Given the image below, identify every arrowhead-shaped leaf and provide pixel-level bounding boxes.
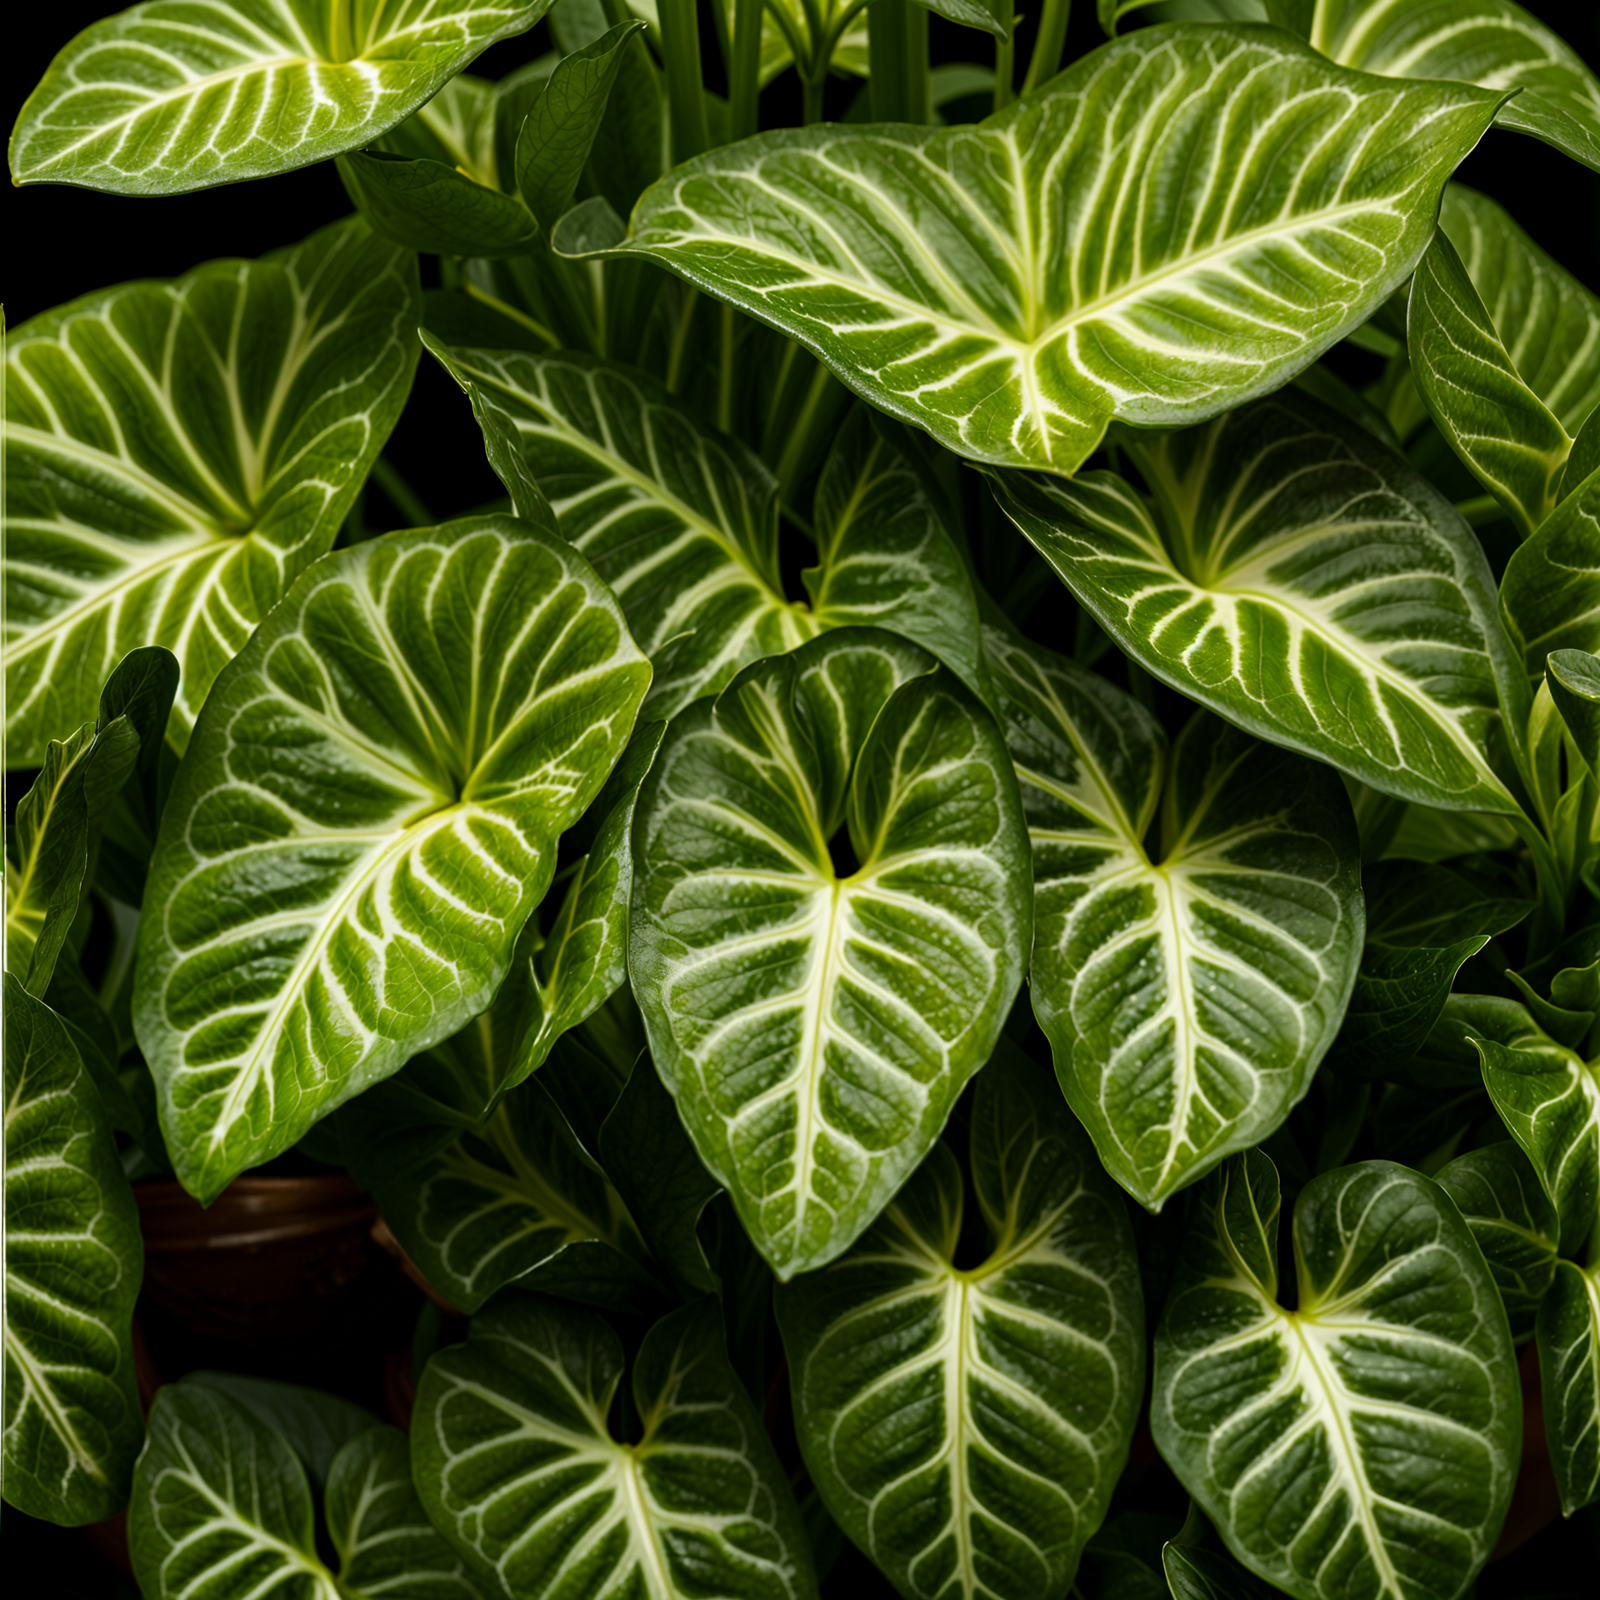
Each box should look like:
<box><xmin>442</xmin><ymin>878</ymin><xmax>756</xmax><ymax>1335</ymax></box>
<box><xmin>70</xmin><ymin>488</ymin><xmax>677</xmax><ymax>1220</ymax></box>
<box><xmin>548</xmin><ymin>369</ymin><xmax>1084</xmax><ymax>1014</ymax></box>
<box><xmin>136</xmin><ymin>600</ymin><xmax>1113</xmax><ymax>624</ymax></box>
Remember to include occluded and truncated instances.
<box><xmin>1537</xmin><ymin>1258</ymin><xmax>1600</xmax><ymax>1515</ymax></box>
<box><xmin>993</xmin><ymin>389</ymin><xmax>1526</xmax><ymax>814</ymax></box>
<box><xmin>987</xmin><ymin>625</ymin><xmax>1363</xmax><ymax>1209</ymax></box>
<box><xmin>1437</xmin><ymin>1141</ymin><xmax>1559</xmax><ymax>1342</ymax></box>
<box><xmin>133</xmin><ymin>515</ymin><xmax>652</xmax><ymax>1200</ymax></box>
<box><xmin>412</xmin><ymin>1293</ymin><xmax>818</xmax><ymax>1599</ymax></box>
<box><xmin>3</xmin><ymin>974</ymin><xmax>144</xmax><ymax>1525</ymax></box>
<box><xmin>630</xmin><ymin>628</ymin><xmax>1032</xmax><ymax>1277</ymax></box>
<box><xmin>1153</xmin><ymin>1153</ymin><xmax>1520</xmax><ymax>1600</ymax></box>
<box><xmin>428</xmin><ymin>341</ymin><xmax>985</xmax><ymax>717</ymax></box>
<box><xmin>1311</xmin><ymin>0</ymin><xmax>1600</xmax><ymax>175</ymax></box>
<box><xmin>4</xmin><ymin>218</ymin><xmax>420</xmax><ymax>764</ymax></box>
<box><xmin>581</xmin><ymin>24</ymin><xmax>1500</xmax><ymax>475</ymax></box>
<box><xmin>9</xmin><ymin>0</ymin><xmax>554</xmax><ymax>195</ymax></box>
<box><xmin>775</xmin><ymin>1049</ymin><xmax>1145</xmax><ymax>1600</ymax></box>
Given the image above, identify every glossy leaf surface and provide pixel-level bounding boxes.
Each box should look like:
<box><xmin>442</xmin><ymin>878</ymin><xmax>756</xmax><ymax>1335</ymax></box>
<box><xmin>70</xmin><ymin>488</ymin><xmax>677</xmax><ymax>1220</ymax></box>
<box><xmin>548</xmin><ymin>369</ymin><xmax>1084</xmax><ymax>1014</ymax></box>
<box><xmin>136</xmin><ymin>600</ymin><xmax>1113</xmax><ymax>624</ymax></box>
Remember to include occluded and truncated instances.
<box><xmin>591</xmin><ymin>25</ymin><xmax>1498</xmax><ymax>476</ymax></box>
<box><xmin>1500</xmin><ymin>466</ymin><xmax>1600</xmax><ymax>670</ymax></box>
<box><xmin>630</xmin><ymin>629</ymin><xmax>1031</xmax><ymax>1277</ymax></box>
<box><xmin>1537</xmin><ymin>1259</ymin><xmax>1600</xmax><ymax>1515</ymax></box>
<box><xmin>3</xmin><ymin>975</ymin><xmax>144</xmax><ymax>1525</ymax></box>
<box><xmin>1153</xmin><ymin>1154</ymin><xmax>1519</xmax><ymax>1600</ymax></box>
<box><xmin>428</xmin><ymin>342</ymin><xmax>984</xmax><ymax>718</ymax></box>
<box><xmin>133</xmin><ymin>517</ymin><xmax>651</xmax><ymax>1200</ymax></box>
<box><xmin>4</xmin><ymin>219</ymin><xmax>420</xmax><ymax>763</ymax></box>
<box><xmin>413</xmin><ymin>1294</ymin><xmax>818</xmax><ymax>1599</ymax></box>
<box><xmin>986</xmin><ymin>628</ymin><xmax>1363</xmax><ymax>1210</ymax></box>
<box><xmin>994</xmin><ymin>389</ymin><xmax>1524</xmax><ymax>813</ymax></box>
<box><xmin>776</xmin><ymin>1051</ymin><xmax>1144</xmax><ymax>1600</ymax></box>
<box><xmin>10</xmin><ymin>0</ymin><xmax>554</xmax><ymax>195</ymax></box>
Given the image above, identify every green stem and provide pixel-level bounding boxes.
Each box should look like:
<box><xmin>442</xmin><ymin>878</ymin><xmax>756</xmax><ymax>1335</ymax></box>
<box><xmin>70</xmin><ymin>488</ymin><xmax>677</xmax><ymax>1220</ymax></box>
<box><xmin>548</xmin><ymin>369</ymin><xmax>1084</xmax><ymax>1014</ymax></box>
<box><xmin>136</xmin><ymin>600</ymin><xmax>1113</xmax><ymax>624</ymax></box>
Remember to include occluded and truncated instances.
<box><xmin>802</xmin><ymin>71</ymin><xmax>826</xmax><ymax>124</ymax></box>
<box><xmin>1453</xmin><ymin>494</ymin><xmax>1505</xmax><ymax>527</ymax></box>
<box><xmin>1512</xmin><ymin>811</ymin><xmax>1569</xmax><ymax>962</ymax></box>
<box><xmin>906</xmin><ymin>4</ymin><xmax>930</xmax><ymax>124</ymax></box>
<box><xmin>869</xmin><ymin>0</ymin><xmax>913</xmax><ymax>121</ymax></box>
<box><xmin>730</xmin><ymin>0</ymin><xmax>765</xmax><ymax>140</ymax></box>
<box><xmin>719</xmin><ymin>303</ymin><xmax>737</xmax><ymax>434</ymax></box>
<box><xmin>993</xmin><ymin>1</ymin><xmax>1014</xmax><ymax>113</ymax></box>
<box><xmin>371</xmin><ymin>456</ymin><xmax>434</xmax><ymax>529</ymax></box>
<box><xmin>665</xmin><ymin>288</ymin><xmax>701</xmax><ymax>393</ymax></box>
<box><xmin>1021</xmin><ymin>0</ymin><xmax>1071</xmax><ymax>95</ymax></box>
<box><xmin>658</xmin><ymin>0</ymin><xmax>711</xmax><ymax>162</ymax></box>
<box><xmin>463</xmin><ymin>283</ymin><xmax>560</xmax><ymax>349</ymax></box>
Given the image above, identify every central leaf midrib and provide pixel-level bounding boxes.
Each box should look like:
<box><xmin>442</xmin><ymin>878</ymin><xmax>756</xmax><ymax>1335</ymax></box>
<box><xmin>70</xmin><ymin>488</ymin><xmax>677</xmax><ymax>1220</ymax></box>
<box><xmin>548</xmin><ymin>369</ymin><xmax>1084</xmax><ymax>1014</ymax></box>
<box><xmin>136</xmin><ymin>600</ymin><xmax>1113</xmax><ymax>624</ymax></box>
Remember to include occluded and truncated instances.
<box><xmin>4</xmin><ymin>1324</ymin><xmax>111</xmax><ymax>1487</ymax></box>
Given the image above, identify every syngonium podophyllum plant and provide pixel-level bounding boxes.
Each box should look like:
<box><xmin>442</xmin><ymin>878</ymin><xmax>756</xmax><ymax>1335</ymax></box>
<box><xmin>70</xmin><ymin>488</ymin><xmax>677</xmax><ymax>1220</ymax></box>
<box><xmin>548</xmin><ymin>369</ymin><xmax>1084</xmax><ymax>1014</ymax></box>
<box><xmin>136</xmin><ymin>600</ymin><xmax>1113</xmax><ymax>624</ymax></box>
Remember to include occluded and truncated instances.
<box><xmin>4</xmin><ymin>0</ymin><xmax>1600</xmax><ymax>1596</ymax></box>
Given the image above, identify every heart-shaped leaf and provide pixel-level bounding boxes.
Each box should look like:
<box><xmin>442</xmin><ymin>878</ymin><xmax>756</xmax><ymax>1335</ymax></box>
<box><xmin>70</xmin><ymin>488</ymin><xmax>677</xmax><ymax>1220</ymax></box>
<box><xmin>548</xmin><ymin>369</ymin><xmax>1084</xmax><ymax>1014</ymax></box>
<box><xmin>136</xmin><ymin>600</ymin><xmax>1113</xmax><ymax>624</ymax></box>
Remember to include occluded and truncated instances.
<box><xmin>429</xmin><ymin>341</ymin><xmax>986</xmax><ymax>716</ymax></box>
<box><xmin>373</xmin><ymin>1073</ymin><xmax>658</xmax><ymax>1313</ymax></box>
<box><xmin>1153</xmin><ymin>1152</ymin><xmax>1520</xmax><ymax>1600</ymax></box>
<box><xmin>3</xmin><ymin>974</ymin><xmax>144</xmax><ymax>1525</ymax></box>
<box><xmin>1537</xmin><ymin>1258</ymin><xmax>1600</xmax><ymax>1515</ymax></box>
<box><xmin>1437</xmin><ymin>1141</ymin><xmax>1559</xmax><ymax>1342</ymax></box>
<box><xmin>993</xmin><ymin>389</ymin><xmax>1526</xmax><ymax>814</ymax></box>
<box><xmin>9</xmin><ymin>0</ymin><xmax>554</xmax><ymax>195</ymax></box>
<box><xmin>988</xmin><ymin>625</ymin><xmax>1364</xmax><ymax>1209</ymax></box>
<box><xmin>133</xmin><ymin>516</ymin><xmax>652</xmax><ymax>1201</ymax></box>
<box><xmin>630</xmin><ymin>628</ymin><xmax>1032</xmax><ymax>1277</ymax></box>
<box><xmin>412</xmin><ymin>1293</ymin><xmax>818</xmax><ymax>1599</ymax></box>
<box><xmin>1473</xmin><ymin>1010</ymin><xmax>1600</xmax><ymax>1254</ymax></box>
<box><xmin>580</xmin><ymin>24</ymin><xmax>1500</xmax><ymax>475</ymax></box>
<box><xmin>775</xmin><ymin>1048</ymin><xmax>1145</xmax><ymax>1600</ymax></box>
<box><xmin>1310</xmin><ymin>0</ymin><xmax>1600</xmax><ymax>175</ymax></box>
<box><xmin>4</xmin><ymin>218</ymin><xmax>420</xmax><ymax>764</ymax></box>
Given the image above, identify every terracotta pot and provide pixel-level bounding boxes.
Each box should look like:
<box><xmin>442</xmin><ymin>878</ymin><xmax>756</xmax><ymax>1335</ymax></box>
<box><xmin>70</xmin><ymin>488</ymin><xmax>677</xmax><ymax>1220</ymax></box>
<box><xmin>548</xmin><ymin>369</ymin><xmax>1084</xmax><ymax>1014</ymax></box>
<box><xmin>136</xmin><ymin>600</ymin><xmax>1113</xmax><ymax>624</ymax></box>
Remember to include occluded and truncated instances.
<box><xmin>135</xmin><ymin>1175</ymin><xmax>378</xmax><ymax>1345</ymax></box>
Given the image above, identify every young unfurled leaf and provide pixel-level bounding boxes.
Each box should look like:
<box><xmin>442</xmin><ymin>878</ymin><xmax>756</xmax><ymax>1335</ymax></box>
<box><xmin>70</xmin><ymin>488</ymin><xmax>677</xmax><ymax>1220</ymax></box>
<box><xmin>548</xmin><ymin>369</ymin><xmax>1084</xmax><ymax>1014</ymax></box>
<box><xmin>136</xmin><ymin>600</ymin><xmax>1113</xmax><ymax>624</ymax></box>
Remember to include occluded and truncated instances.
<box><xmin>3</xmin><ymin>975</ymin><xmax>144</xmax><ymax>1525</ymax></box>
<box><xmin>630</xmin><ymin>629</ymin><xmax>1032</xmax><ymax>1277</ymax></box>
<box><xmin>985</xmin><ymin>627</ymin><xmax>1363</xmax><ymax>1210</ymax></box>
<box><xmin>373</xmin><ymin>1073</ymin><xmax>658</xmax><ymax>1313</ymax></box>
<box><xmin>1473</xmin><ymin>1007</ymin><xmax>1600</xmax><ymax>1255</ymax></box>
<box><xmin>1537</xmin><ymin>1257</ymin><xmax>1600</xmax><ymax>1515</ymax></box>
<box><xmin>1437</xmin><ymin>1141</ymin><xmax>1560</xmax><ymax>1342</ymax></box>
<box><xmin>993</xmin><ymin>389</ymin><xmax>1526</xmax><ymax>814</ymax></box>
<box><xmin>776</xmin><ymin>1050</ymin><xmax>1145</xmax><ymax>1600</ymax></box>
<box><xmin>133</xmin><ymin>516</ymin><xmax>652</xmax><ymax>1201</ymax></box>
<box><xmin>579</xmin><ymin>25</ymin><xmax>1500</xmax><ymax>475</ymax></box>
<box><xmin>1153</xmin><ymin>1153</ymin><xmax>1520</xmax><ymax>1600</ymax></box>
<box><xmin>4</xmin><ymin>219</ymin><xmax>420</xmax><ymax>763</ymax></box>
<box><xmin>9</xmin><ymin>0</ymin><xmax>555</xmax><ymax>195</ymax></box>
<box><xmin>429</xmin><ymin>341</ymin><xmax>985</xmax><ymax>717</ymax></box>
<box><xmin>412</xmin><ymin>1294</ymin><xmax>818</xmax><ymax>1599</ymax></box>
<box><xmin>1309</xmin><ymin>0</ymin><xmax>1600</xmax><ymax>175</ymax></box>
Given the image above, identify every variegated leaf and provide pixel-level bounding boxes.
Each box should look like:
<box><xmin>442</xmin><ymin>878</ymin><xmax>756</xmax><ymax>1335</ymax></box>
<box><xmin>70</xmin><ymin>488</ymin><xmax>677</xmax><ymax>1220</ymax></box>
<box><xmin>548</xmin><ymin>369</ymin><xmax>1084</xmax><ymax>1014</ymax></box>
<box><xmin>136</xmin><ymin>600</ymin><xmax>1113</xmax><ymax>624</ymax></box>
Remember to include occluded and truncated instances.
<box><xmin>993</xmin><ymin>389</ymin><xmax>1526</xmax><ymax>814</ymax></box>
<box><xmin>9</xmin><ymin>0</ymin><xmax>554</xmax><ymax>194</ymax></box>
<box><xmin>630</xmin><ymin>628</ymin><xmax>1032</xmax><ymax>1278</ymax></box>
<box><xmin>580</xmin><ymin>24</ymin><xmax>1500</xmax><ymax>475</ymax></box>
<box><xmin>132</xmin><ymin>516</ymin><xmax>651</xmax><ymax>1200</ymax></box>
<box><xmin>776</xmin><ymin>1048</ymin><xmax>1144</xmax><ymax>1600</ymax></box>
<box><xmin>987</xmin><ymin>627</ymin><xmax>1364</xmax><ymax>1210</ymax></box>
<box><xmin>4</xmin><ymin>218</ymin><xmax>419</xmax><ymax>764</ymax></box>
<box><xmin>1538</xmin><ymin>1257</ymin><xmax>1600</xmax><ymax>1515</ymax></box>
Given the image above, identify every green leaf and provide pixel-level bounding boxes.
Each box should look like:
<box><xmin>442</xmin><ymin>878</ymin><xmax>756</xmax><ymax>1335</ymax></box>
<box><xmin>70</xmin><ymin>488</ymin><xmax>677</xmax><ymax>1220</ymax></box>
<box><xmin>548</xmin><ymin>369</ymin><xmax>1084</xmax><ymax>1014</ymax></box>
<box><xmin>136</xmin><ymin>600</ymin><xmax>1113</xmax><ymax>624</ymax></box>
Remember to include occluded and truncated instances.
<box><xmin>986</xmin><ymin>626</ymin><xmax>1363</xmax><ymax>1209</ymax></box>
<box><xmin>1407</xmin><ymin>230</ymin><xmax>1570</xmax><ymax>540</ymax></box>
<box><xmin>4</xmin><ymin>218</ymin><xmax>421</xmax><ymax>764</ymax></box>
<box><xmin>181</xmin><ymin>1373</ymin><xmax>378</xmax><ymax>1490</ymax></box>
<box><xmin>373</xmin><ymin>1073</ymin><xmax>657</xmax><ymax>1313</ymax></box>
<box><xmin>1311</xmin><ymin>0</ymin><xmax>1600</xmax><ymax>175</ymax></box>
<box><xmin>1327</xmin><ymin>937</ymin><xmax>1490</xmax><ymax>1078</ymax></box>
<box><xmin>630</xmin><ymin>629</ymin><xmax>1032</xmax><ymax>1276</ymax></box>
<box><xmin>1473</xmin><ymin>1012</ymin><xmax>1600</xmax><ymax>1254</ymax></box>
<box><xmin>1499</xmin><ymin>463</ymin><xmax>1600</xmax><ymax>671</ymax></box>
<box><xmin>775</xmin><ymin>1048</ymin><xmax>1144</xmax><ymax>1600</ymax></box>
<box><xmin>1537</xmin><ymin>1258</ymin><xmax>1600</xmax><ymax>1515</ymax></box>
<box><xmin>2</xmin><ymin>974</ymin><xmax>144</xmax><ymax>1525</ymax></box>
<box><xmin>993</xmin><ymin>388</ymin><xmax>1525</xmax><ymax>815</ymax></box>
<box><xmin>1360</xmin><ymin>858</ymin><xmax>1533</xmax><ymax>945</ymax></box>
<box><xmin>1153</xmin><ymin>1153</ymin><xmax>1520</xmax><ymax>1600</ymax></box>
<box><xmin>132</xmin><ymin>515</ymin><xmax>652</xmax><ymax>1201</ymax></box>
<box><xmin>515</xmin><ymin>21</ymin><xmax>640</xmax><ymax>234</ymax></box>
<box><xmin>338</xmin><ymin>150</ymin><xmax>541</xmax><ymax>257</ymax></box>
<box><xmin>9</xmin><ymin>0</ymin><xmax>556</xmax><ymax>195</ymax></box>
<box><xmin>1548</xmin><ymin>650</ymin><xmax>1600</xmax><ymax>781</ymax></box>
<box><xmin>579</xmin><ymin>24</ymin><xmax>1500</xmax><ymax>476</ymax></box>
<box><xmin>412</xmin><ymin>1293</ymin><xmax>818</xmax><ymax>1599</ymax></box>
<box><xmin>1164</xmin><ymin>1540</ymin><xmax>1282</xmax><ymax>1600</ymax></box>
<box><xmin>327</xmin><ymin>1426</ymin><xmax>486</xmax><ymax>1598</ymax></box>
<box><xmin>429</xmin><ymin>341</ymin><xmax>986</xmax><ymax>718</ymax></box>
<box><xmin>1437</xmin><ymin>1141</ymin><xmax>1560</xmax><ymax>1343</ymax></box>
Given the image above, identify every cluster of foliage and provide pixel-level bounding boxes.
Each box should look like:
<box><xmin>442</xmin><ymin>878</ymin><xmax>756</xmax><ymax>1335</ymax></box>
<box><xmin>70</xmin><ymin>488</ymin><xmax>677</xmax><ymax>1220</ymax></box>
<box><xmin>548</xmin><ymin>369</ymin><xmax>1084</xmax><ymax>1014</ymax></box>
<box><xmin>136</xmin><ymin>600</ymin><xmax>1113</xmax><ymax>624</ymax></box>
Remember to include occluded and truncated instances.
<box><xmin>5</xmin><ymin>1</ymin><xmax>1600</xmax><ymax>1597</ymax></box>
